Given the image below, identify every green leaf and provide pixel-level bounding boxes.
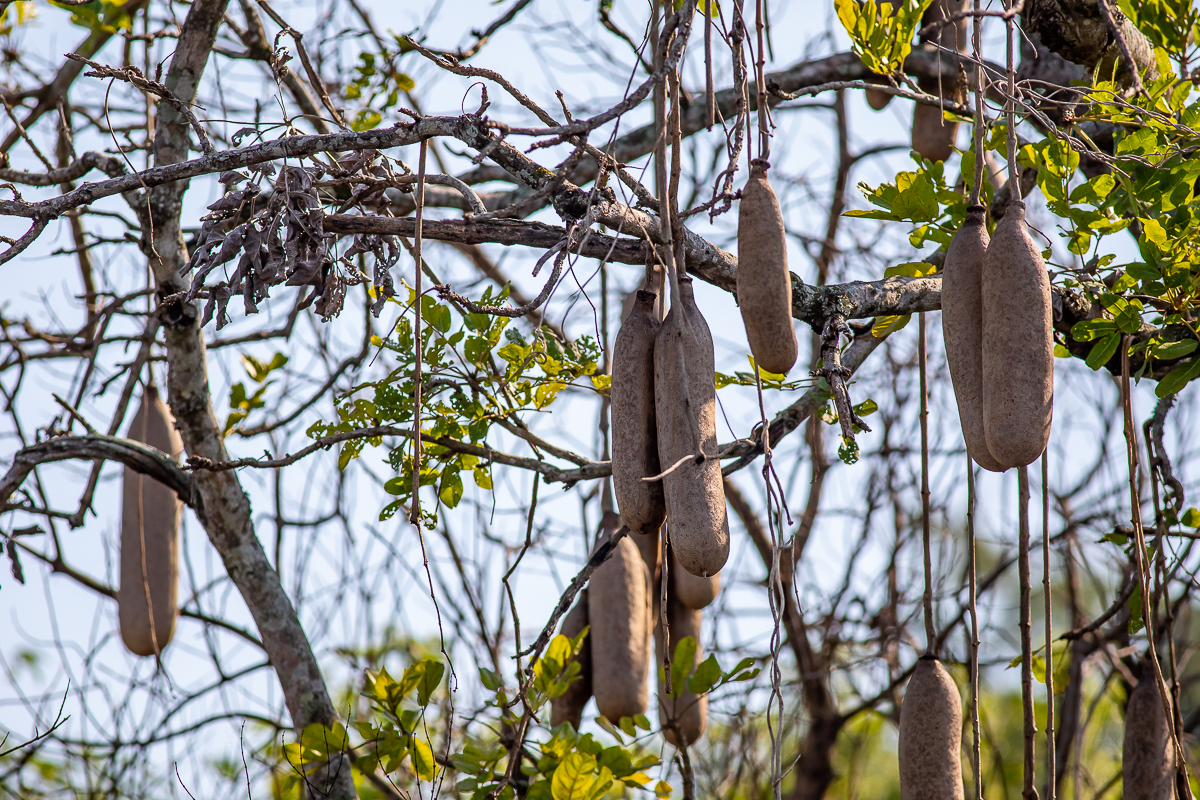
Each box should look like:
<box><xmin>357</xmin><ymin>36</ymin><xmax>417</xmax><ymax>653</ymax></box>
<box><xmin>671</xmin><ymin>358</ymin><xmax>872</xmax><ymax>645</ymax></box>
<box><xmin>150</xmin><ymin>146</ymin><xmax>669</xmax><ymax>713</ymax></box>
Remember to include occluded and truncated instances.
<box><xmin>535</xmin><ymin>382</ymin><xmax>566</xmax><ymax>409</ymax></box>
<box><xmin>299</xmin><ymin>722</ymin><xmax>349</xmax><ymax>761</ymax></box>
<box><xmin>439</xmin><ymin>469</ymin><xmax>464</xmax><ymax>508</ymax></box>
<box><xmin>687</xmin><ymin>654</ymin><xmax>722</xmax><ymax>694</ymax></box>
<box><xmin>1181</xmin><ymin>508</ymin><xmax>1200</xmax><ymax>528</ymax></box>
<box><xmin>1085</xmin><ymin>332</ymin><xmax>1120</xmax><ymax>370</ymax></box>
<box><xmin>1152</xmin><ymin>339</ymin><xmax>1197</xmax><ymax>361</ymax></box>
<box><xmin>1099</xmin><ymin>531</ymin><xmax>1129</xmax><ymax>546</ymax></box>
<box><xmin>542</xmin><ymin>635</ymin><xmax>573</xmax><ymax>679</ymax></box>
<box><xmin>747</xmin><ymin>354</ymin><xmax>787</xmax><ymax>381</ymax></box>
<box><xmin>594</xmin><ymin>715</ymin><xmax>624</xmax><ymax>743</ymax></box>
<box><xmin>1054</xmin><ymin>344</ymin><xmax>1073</xmax><ymax>358</ymax></box>
<box><xmin>1156</xmin><ymin>357</ymin><xmax>1200</xmax><ymax>397</ymax></box>
<box><xmin>1099</xmin><ymin>294</ymin><xmax>1143</xmax><ymax>334</ymax></box>
<box><xmin>1117</xmin><ymin>127</ymin><xmax>1159</xmax><ymax>157</ymax></box>
<box><xmin>352</xmin><ymin>109</ymin><xmax>383</xmax><ymax>131</ymax></box>
<box><xmin>884</xmin><ymin>261</ymin><xmax>937</xmax><ymax>278</ymax></box>
<box><xmin>1031</xmin><ymin>654</ymin><xmax>1047</xmax><ymax>683</ymax></box>
<box><xmin>418</xmin><ymin>659</ymin><xmax>445</xmax><ymax>705</ymax></box>
<box><xmin>398</xmin><ymin>661</ymin><xmax>426</xmax><ymax>699</ymax></box>
<box><xmin>410</xmin><ymin>736</ymin><xmax>438</xmax><ymax>780</ymax></box>
<box><xmin>670</xmin><ymin>637</ymin><xmax>697</xmax><ymax>698</ymax></box>
<box><xmin>838</xmin><ymin>437</ymin><xmax>860</xmax><ymax>465</ymax></box>
<box><xmin>1129</xmin><ymin>586</ymin><xmax>1145</xmax><ymax>634</ymax></box>
<box><xmin>551</xmin><ymin>752</ymin><xmax>597</xmax><ymax>800</ymax></box>
<box><xmin>852</xmin><ymin>398</ymin><xmax>878</xmax><ymax>417</ymax></box>
<box><xmin>421</xmin><ymin>295</ymin><xmax>452</xmax><ymax>333</ymax></box>
<box><xmin>473</xmin><ymin>467</ymin><xmax>493</xmax><ymax>490</ymax></box>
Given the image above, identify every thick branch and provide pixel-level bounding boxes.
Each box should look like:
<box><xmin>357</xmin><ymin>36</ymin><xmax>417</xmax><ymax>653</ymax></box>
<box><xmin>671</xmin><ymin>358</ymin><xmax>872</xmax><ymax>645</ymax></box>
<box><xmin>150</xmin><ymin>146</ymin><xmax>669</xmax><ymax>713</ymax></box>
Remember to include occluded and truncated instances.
<box><xmin>0</xmin><ymin>435</ymin><xmax>200</xmax><ymax>518</ymax></box>
<box><xmin>1023</xmin><ymin>0</ymin><xmax>1159</xmax><ymax>86</ymax></box>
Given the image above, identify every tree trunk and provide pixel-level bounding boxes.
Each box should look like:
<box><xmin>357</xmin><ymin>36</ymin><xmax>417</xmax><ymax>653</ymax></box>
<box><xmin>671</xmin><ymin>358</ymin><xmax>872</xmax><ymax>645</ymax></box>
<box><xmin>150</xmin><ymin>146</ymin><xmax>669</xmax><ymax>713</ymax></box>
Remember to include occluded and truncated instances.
<box><xmin>144</xmin><ymin>1</ymin><xmax>356</xmax><ymax>797</ymax></box>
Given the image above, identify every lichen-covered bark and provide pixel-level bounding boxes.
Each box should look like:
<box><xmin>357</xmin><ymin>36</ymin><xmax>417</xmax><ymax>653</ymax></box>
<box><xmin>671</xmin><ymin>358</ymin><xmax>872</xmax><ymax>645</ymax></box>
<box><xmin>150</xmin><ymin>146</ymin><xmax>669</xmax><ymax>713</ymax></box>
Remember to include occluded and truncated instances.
<box><xmin>1023</xmin><ymin>0</ymin><xmax>1159</xmax><ymax>85</ymax></box>
<box><xmin>142</xmin><ymin>1</ymin><xmax>356</xmax><ymax>797</ymax></box>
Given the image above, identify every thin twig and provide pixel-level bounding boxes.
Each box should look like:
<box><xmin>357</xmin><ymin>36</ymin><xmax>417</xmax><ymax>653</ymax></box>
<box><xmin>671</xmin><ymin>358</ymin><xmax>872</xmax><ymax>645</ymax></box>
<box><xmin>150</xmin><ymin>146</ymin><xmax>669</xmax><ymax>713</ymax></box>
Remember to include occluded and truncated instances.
<box><xmin>1095</xmin><ymin>0</ymin><xmax>1147</xmax><ymax>96</ymax></box>
<box><xmin>919</xmin><ymin>312</ymin><xmax>935</xmax><ymax>655</ymax></box>
<box><xmin>1018</xmin><ymin>465</ymin><xmax>1039</xmax><ymax>800</ymax></box>
<box><xmin>1042</xmin><ymin>453</ymin><xmax>1055</xmax><ymax>800</ymax></box>
<box><xmin>968</xmin><ymin>460</ymin><xmax>982</xmax><ymax>800</ymax></box>
<box><xmin>409</xmin><ymin>139</ymin><xmax>427</xmax><ymax>525</ymax></box>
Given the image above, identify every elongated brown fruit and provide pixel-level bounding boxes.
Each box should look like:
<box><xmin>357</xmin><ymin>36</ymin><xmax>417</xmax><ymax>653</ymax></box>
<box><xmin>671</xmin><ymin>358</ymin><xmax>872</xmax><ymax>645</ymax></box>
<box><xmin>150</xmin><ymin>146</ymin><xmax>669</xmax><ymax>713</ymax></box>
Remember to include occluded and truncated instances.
<box><xmin>912</xmin><ymin>0</ymin><xmax>967</xmax><ymax>162</ymax></box>
<box><xmin>866</xmin><ymin>86</ymin><xmax>893</xmax><ymax>110</ymax></box>
<box><xmin>671</xmin><ymin>545</ymin><xmax>718</xmax><ymax>610</ymax></box>
<box><xmin>1123</xmin><ymin>663</ymin><xmax>1174</xmax><ymax>800</ymax></box>
<box><xmin>119</xmin><ymin>384</ymin><xmax>183</xmax><ymax>657</ymax></box>
<box><xmin>632</xmin><ymin>524</ymin><xmax>662</xmax><ymax>589</ymax></box>
<box><xmin>588</xmin><ymin>524</ymin><xmax>652</xmax><ymax>721</ymax></box>
<box><xmin>898</xmin><ymin>656</ymin><xmax>965</xmax><ymax>800</ymax></box>
<box><xmin>656</xmin><ymin>587</ymin><xmax>707</xmax><ymax>747</ymax></box>
<box><xmin>912</xmin><ymin>102</ymin><xmax>959</xmax><ymax>163</ymax></box>
<box><xmin>550</xmin><ymin>591</ymin><xmax>593</xmax><ymax>730</ymax></box>
<box><xmin>654</xmin><ymin>276</ymin><xmax>730</xmax><ymax>578</ymax></box>
<box><xmin>737</xmin><ymin>159</ymin><xmax>798</xmax><ymax>375</ymax></box>
<box><xmin>942</xmin><ymin>207</ymin><xmax>1006</xmax><ymax>473</ymax></box>
<box><xmin>981</xmin><ymin>202</ymin><xmax>1054</xmax><ymax>468</ymax></box>
<box><xmin>613</xmin><ymin>290</ymin><xmax>666</xmax><ymax>535</ymax></box>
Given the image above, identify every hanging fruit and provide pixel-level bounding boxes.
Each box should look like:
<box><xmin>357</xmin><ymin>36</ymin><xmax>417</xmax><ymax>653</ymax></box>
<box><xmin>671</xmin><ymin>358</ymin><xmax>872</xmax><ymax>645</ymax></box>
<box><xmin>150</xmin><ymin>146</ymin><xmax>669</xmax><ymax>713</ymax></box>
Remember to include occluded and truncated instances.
<box><xmin>119</xmin><ymin>384</ymin><xmax>184</xmax><ymax>657</ymax></box>
<box><xmin>613</xmin><ymin>289</ymin><xmax>667</xmax><ymax>536</ymax></box>
<box><xmin>942</xmin><ymin>206</ymin><xmax>1006</xmax><ymax>472</ymax></box>
<box><xmin>737</xmin><ymin>158</ymin><xmax>798</xmax><ymax>376</ymax></box>
<box><xmin>588</xmin><ymin>514</ymin><xmax>653</xmax><ymax>721</ymax></box>
<box><xmin>898</xmin><ymin>656</ymin><xmax>965</xmax><ymax>800</ymax></box>
<box><xmin>980</xmin><ymin>202</ymin><xmax>1054</xmax><ymax>468</ymax></box>
<box><xmin>654</xmin><ymin>276</ymin><xmax>730</xmax><ymax>578</ymax></box>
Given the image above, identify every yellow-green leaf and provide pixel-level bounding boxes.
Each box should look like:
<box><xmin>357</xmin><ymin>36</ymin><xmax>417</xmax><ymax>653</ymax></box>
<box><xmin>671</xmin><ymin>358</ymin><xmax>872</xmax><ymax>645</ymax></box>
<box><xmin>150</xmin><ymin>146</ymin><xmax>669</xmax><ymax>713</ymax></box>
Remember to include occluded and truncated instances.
<box><xmin>551</xmin><ymin>752</ymin><xmax>596</xmax><ymax>800</ymax></box>
<box><xmin>410</xmin><ymin>737</ymin><xmax>438</xmax><ymax>781</ymax></box>
<box><xmin>872</xmin><ymin>314</ymin><xmax>911</xmax><ymax>338</ymax></box>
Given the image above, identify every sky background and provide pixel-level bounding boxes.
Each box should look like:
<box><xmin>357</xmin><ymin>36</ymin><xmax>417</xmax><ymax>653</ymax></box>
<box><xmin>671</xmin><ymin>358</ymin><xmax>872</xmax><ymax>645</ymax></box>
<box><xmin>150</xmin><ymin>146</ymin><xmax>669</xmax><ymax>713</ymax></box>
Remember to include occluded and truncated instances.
<box><xmin>1</xmin><ymin>0</ymin><xmax>1192</xmax><ymax>793</ymax></box>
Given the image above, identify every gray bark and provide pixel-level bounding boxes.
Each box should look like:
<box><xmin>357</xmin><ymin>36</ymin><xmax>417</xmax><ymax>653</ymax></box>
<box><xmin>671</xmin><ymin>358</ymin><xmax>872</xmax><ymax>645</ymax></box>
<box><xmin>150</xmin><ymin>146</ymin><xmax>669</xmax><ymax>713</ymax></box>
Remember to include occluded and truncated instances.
<box><xmin>142</xmin><ymin>0</ymin><xmax>357</xmax><ymax>797</ymax></box>
<box><xmin>1024</xmin><ymin>0</ymin><xmax>1159</xmax><ymax>85</ymax></box>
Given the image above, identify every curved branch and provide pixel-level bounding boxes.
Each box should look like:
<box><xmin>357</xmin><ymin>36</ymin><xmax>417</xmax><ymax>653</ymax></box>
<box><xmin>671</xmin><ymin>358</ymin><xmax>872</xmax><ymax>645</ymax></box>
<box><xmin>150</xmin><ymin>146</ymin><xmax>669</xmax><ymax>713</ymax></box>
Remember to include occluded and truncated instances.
<box><xmin>185</xmin><ymin>424</ymin><xmax>611</xmax><ymax>488</ymax></box>
<box><xmin>0</xmin><ymin>217</ymin><xmax>48</xmax><ymax>266</ymax></box>
<box><xmin>0</xmin><ymin>434</ymin><xmax>201</xmax><ymax>518</ymax></box>
<box><xmin>0</xmin><ymin>151</ymin><xmax>127</xmax><ymax>186</ymax></box>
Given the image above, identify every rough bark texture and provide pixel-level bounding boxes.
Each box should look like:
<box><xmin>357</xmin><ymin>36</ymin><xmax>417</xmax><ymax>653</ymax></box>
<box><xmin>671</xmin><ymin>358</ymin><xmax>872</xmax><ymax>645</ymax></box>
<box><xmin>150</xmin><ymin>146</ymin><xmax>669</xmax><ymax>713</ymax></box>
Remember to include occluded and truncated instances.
<box><xmin>898</xmin><ymin>657</ymin><xmax>966</xmax><ymax>800</ymax></box>
<box><xmin>612</xmin><ymin>290</ymin><xmax>666</xmax><ymax>536</ymax></box>
<box><xmin>118</xmin><ymin>385</ymin><xmax>184</xmax><ymax>657</ymax></box>
<box><xmin>144</xmin><ymin>0</ymin><xmax>355</xmax><ymax>796</ymax></box>
<box><xmin>941</xmin><ymin>208</ymin><xmax>1005</xmax><ymax>473</ymax></box>
<box><xmin>1024</xmin><ymin>0</ymin><xmax>1160</xmax><ymax>86</ymax></box>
